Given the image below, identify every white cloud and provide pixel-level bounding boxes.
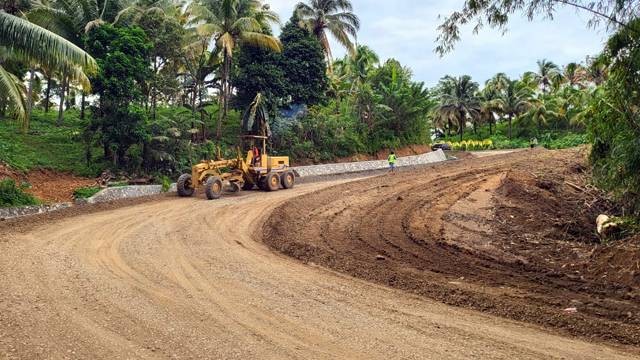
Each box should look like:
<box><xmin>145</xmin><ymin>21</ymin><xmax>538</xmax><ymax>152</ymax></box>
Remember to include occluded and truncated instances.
<box><xmin>267</xmin><ymin>0</ymin><xmax>608</xmax><ymax>86</ymax></box>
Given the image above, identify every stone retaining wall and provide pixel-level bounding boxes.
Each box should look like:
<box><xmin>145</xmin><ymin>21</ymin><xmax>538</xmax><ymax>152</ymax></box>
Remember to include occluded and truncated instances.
<box><xmin>292</xmin><ymin>149</ymin><xmax>447</xmax><ymax>177</ymax></box>
<box><xmin>82</xmin><ymin>184</ymin><xmax>177</xmax><ymax>204</ymax></box>
<box><xmin>0</xmin><ymin>202</ymin><xmax>72</xmax><ymax>220</ymax></box>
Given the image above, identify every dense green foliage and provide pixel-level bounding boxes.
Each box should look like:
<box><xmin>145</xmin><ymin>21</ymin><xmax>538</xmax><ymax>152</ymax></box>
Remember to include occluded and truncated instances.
<box><xmin>86</xmin><ymin>24</ymin><xmax>151</xmax><ymax>167</ymax></box>
<box><xmin>271</xmin><ymin>54</ymin><xmax>433</xmax><ymax>162</ymax></box>
<box><xmin>0</xmin><ymin>178</ymin><xmax>39</xmax><ymax>208</ymax></box>
<box><xmin>231</xmin><ymin>14</ymin><xmax>328</xmax><ymax>109</ymax></box>
<box><xmin>278</xmin><ymin>14</ymin><xmax>328</xmax><ymax>105</ymax></box>
<box><xmin>588</xmin><ymin>19</ymin><xmax>640</xmax><ymax>214</ymax></box>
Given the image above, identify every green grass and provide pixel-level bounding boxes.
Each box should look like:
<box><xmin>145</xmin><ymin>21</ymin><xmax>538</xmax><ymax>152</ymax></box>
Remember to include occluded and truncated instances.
<box><xmin>73</xmin><ymin>186</ymin><xmax>102</xmax><ymax>199</ymax></box>
<box><xmin>0</xmin><ymin>178</ymin><xmax>40</xmax><ymax>208</ymax></box>
<box><xmin>0</xmin><ymin>109</ymin><xmax>104</xmax><ymax>177</ymax></box>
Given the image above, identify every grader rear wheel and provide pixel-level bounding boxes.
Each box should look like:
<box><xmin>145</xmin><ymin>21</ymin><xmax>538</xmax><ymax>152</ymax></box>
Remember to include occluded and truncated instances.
<box><xmin>266</xmin><ymin>173</ymin><xmax>280</xmax><ymax>192</ymax></box>
<box><xmin>205</xmin><ymin>176</ymin><xmax>223</xmax><ymax>200</ymax></box>
<box><xmin>281</xmin><ymin>171</ymin><xmax>295</xmax><ymax>189</ymax></box>
<box><xmin>177</xmin><ymin>174</ymin><xmax>194</xmax><ymax>197</ymax></box>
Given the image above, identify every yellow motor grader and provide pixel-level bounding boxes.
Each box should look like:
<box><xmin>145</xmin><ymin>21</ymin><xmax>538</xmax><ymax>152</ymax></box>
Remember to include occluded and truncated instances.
<box><xmin>176</xmin><ymin>135</ymin><xmax>295</xmax><ymax>200</ymax></box>
<box><xmin>177</xmin><ymin>94</ymin><xmax>295</xmax><ymax>200</ymax></box>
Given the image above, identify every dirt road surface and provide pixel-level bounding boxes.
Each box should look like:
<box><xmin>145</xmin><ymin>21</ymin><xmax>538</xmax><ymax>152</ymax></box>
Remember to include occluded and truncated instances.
<box><xmin>1</xmin><ymin>152</ymin><xmax>638</xmax><ymax>359</ymax></box>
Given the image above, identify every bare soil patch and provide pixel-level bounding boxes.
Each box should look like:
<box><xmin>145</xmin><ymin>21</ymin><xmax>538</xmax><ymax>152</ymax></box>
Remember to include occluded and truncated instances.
<box><xmin>0</xmin><ymin>163</ymin><xmax>95</xmax><ymax>203</ymax></box>
<box><xmin>263</xmin><ymin>148</ymin><xmax>640</xmax><ymax>345</ymax></box>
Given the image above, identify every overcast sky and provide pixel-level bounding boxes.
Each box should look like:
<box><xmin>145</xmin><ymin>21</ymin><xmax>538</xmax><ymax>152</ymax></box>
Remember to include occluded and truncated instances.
<box><xmin>267</xmin><ymin>0</ymin><xmax>609</xmax><ymax>87</ymax></box>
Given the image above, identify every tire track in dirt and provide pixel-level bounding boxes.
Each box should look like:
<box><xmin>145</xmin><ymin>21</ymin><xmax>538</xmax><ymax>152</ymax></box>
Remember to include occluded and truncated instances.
<box><xmin>0</xmin><ymin>167</ymin><xmax>638</xmax><ymax>358</ymax></box>
<box><xmin>264</xmin><ymin>149</ymin><xmax>640</xmax><ymax>346</ymax></box>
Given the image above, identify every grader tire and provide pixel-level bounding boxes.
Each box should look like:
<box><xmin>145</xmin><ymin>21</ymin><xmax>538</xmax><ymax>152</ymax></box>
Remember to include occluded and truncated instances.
<box><xmin>281</xmin><ymin>171</ymin><xmax>295</xmax><ymax>189</ymax></box>
<box><xmin>205</xmin><ymin>176</ymin><xmax>223</xmax><ymax>200</ymax></box>
<box><xmin>266</xmin><ymin>173</ymin><xmax>280</xmax><ymax>192</ymax></box>
<box><xmin>177</xmin><ymin>174</ymin><xmax>195</xmax><ymax>197</ymax></box>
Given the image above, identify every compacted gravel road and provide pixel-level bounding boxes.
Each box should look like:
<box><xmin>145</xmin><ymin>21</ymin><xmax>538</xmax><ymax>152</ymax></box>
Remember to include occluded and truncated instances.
<box><xmin>0</xmin><ymin>155</ymin><xmax>638</xmax><ymax>359</ymax></box>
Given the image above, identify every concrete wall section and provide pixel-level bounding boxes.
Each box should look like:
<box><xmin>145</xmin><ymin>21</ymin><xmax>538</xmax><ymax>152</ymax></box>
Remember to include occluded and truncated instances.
<box><xmin>0</xmin><ymin>203</ymin><xmax>72</xmax><ymax>220</ymax></box>
<box><xmin>84</xmin><ymin>185</ymin><xmax>165</xmax><ymax>204</ymax></box>
<box><xmin>292</xmin><ymin>149</ymin><xmax>447</xmax><ymax>177</ymax></box>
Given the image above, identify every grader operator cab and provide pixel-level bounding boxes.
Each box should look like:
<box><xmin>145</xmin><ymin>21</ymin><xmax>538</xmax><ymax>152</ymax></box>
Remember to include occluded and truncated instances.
<box><xmin>176</xmin><ymin>93</ymin><xmax>296</xmax><ymax>200</ymax></box>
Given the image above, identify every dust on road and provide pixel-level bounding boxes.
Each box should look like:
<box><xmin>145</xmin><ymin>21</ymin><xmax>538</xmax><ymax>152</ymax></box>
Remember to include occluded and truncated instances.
<box><xmin>0</xmin><ymin>152</ymin><xmax>638</xmax><ymax>359</ymax></box>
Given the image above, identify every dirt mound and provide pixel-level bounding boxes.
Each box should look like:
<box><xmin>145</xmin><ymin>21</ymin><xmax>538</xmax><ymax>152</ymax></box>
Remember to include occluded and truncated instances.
<box><xmin>0</xmin><ymin>163</ymin><xmax>95</xmax><ymax>203</ymax></box>
<box><xmin>263</xmin><ymin>148</ymin><xmax>640</xmax><ymax>345</ymax></box>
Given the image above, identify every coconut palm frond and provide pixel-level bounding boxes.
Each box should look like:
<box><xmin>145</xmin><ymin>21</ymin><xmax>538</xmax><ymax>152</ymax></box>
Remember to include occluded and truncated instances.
<box><xmin>67</xmin><ymin>64</ymin><xmax>91</xmax><ymax>91</ymax></box>
<box><xmin>240</xmin><ymin>31</ymin><xmax>281</xmax><ymax>52</ymax></box>
<box><xmin>217</xmin><ymin>32</ymin><xmax>236</xmax><ymax>55</ymax></box>
<box><xmin>0</xmin><ymin>64</ymin><xmax>27</xmax><ymax>129</ymax></box>
<box><xmin>232</xmin><ymin>16</ymin><xmax>262</xmax><ymax>33</ymax></box>
<box><xmin>0</xmin><ymin>11</ymin><xmax>97</xmax><ymax>74</ymax></box>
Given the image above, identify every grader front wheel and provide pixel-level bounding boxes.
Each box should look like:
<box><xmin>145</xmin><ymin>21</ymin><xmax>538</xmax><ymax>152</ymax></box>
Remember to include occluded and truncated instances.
<box><xmin>281</xmin><ymin>171</ymin><xmax>295</xmax><ymax>189</ymax></box>
<box><xmin>205</xmin><ymin>176</ymin><xmax>223</xmax><ymax>200</ymax></box>
<box><xmin>177</xmin><ymin>174</ymin><xmax>194</xmax><ymax>197</ymax></box>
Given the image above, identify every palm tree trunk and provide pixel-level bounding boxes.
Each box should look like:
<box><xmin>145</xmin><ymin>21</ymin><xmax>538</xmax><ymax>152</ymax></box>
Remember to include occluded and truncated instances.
<box><xmin>56</xmin><ymin>68</ymin><xmax>68</xmax><ymax>127</ymax></box>
<box><xmin>489</xmin><ymin>120</ymin><xmax>493</xmax><ymax>135</ymax></box>
<box><xmin>217</xmin><ymin>51</ymin><xmax>230</xmax><ymax>140</ymax></box>
<box><xmin>459</xmin><ymin>110</ymin><xmax>465</xmax><ymax>141</ymax></box>
<box><xmin>26</xmin><ymin>68</ymin><xmax>35</xmax><ymax>129</ymax></box>
<box><xmin>44</xmin><ymin>73</ymin><xmax>52</xmax><ymax>113</ymax></box>
<box><xmin>191</xmin><ymin>84</ymin><xmax>197</xmax><ymax>141</ymax></box>
<box><xmin>151</xmin><ymin>58</ymin><xmax>158</xmax><ymax>121</ymax></box>
<box><xmin>199</xmin><ymin>84</ymin><xmax>207</xmax><ymax>141</ymax></box>
<box><xmin>508</xmin><ymin>114</ymin><xmax>513</xmax><ymax>140</ymax></box>
<box><xmin>80</xmin><ymin>91</ymin><xmax>86</xmax><ymax>120</ymax></box>
<box><xmin>320</xmin><ymin>31</ymin><xmax>333</xmax><ymax>74</ymax></box>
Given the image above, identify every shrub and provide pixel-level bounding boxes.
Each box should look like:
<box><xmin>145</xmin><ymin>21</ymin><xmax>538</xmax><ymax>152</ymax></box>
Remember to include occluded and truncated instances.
<box><xmin>159</xmin><ymin>175</ymin><xmax>171</xmax><ymax>192</ymax></box>
<box><xmin>73</xmin><ymin>186</ymin><xmax>101</xmax><ymax>199</ymax></box>
<box><xmin>0</xmin><ymin>178</ymin><xmax>40</xmax><ymax>208</ymax></box>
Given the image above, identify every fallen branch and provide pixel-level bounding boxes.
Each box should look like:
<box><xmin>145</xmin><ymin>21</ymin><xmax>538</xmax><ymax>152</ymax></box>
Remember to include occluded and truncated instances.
<box><xmin>565</xmin><ymin>181</ymin><xmax>586</xmax><ymax>192</ymax></box>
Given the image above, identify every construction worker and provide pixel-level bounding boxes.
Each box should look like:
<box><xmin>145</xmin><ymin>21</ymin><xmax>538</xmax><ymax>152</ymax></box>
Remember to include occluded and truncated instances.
<box><xmin>252</xmin><ymin>145</ymin><xmax>261</xmax><ymax>166</ymax></box>
<box><xmin>530</xmin><ymin>137</ymin><xmax>538</xmax><ymax>149</ymax></box>
<box><xmin>388</xmin><ymin>150</ymin><xmax>397</xmax><ymax>174</ymax></box>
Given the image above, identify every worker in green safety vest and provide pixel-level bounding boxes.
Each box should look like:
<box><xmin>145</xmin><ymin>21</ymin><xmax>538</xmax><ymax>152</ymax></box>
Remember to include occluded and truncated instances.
<box><xmin>388</xmin><ymin>151</ymin><xmax>397</xmax><ymax>174</ymax></box>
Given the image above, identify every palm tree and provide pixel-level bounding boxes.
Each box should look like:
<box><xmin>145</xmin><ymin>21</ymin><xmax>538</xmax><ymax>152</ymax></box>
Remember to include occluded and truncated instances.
<box><xmin>523</xmin><ymin>96</ymin><xmax>557</xmax><ymax>132</ymax></box>
<box><xmin>477</xmin><ymin>87</ymin><xmax>501</xmax><ymax>135</ymax></box>
<box><xmin>350</xmin><ymin>45</ymin><xmax>378</xmax><ymax>89</ymax></box>
<box><xmin>563</xmin><ymin>62</ymin><xmax>586</xmax><ymax>88</ymax></box>
<box><xmin>535</xmin><ymin>59</ymin><xmax>560</xmax><ymax>93</ymax></box>
<box><xmin>28</xmin><ymin>0</ymin><xmax>107</xmax><ymax>124</ymax></box>
<box><xmin>296</xmin><ymin>0</ymin><xmax>360</xmax><ymax>72</ymax></box>
<box><xmin>486</xmin><ymin>72</ymin><xmax>509</xmax><ymax>92</ymax></box>
<box><xmin>0</xmin><ymin>10</ymin><xmax>96</xmax><ymax>130</ymax></box>
<box><xmin>189</xmin><ymin>0</ymin><xmax>281</xmax><ymax>139</ymax></box>
<box><xmin>494</xmin><ymin>79</ymin><xmax>533</xmax><ymax>139</ymax></box>
<box><xmin>586</xmin><ymin>57</ymin><xmax>608</xmax><ymax>86</ymax></box>
<box><xmin>434</xmin><ymin>75</ymin><xmax>479</xmax><ymax>141</ymax></box>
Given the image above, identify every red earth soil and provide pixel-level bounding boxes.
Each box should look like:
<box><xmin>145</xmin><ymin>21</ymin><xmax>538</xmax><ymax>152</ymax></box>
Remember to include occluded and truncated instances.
<box><xmin>0</xmin><ymin>163</ymin><xmax>95</xmax><ymax>203</ymax></box>
<box><xmin>263</xmin><ymin>148</ymin><xmax>640</xmax><ymax>346</ymax></box>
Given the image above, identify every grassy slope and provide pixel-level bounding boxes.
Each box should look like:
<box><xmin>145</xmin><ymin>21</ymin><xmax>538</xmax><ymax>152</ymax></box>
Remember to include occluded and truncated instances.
<box><xmin>0</xmin><ymin>110</ymin><xmax>100</xmax><ymax>177</ymax></box>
